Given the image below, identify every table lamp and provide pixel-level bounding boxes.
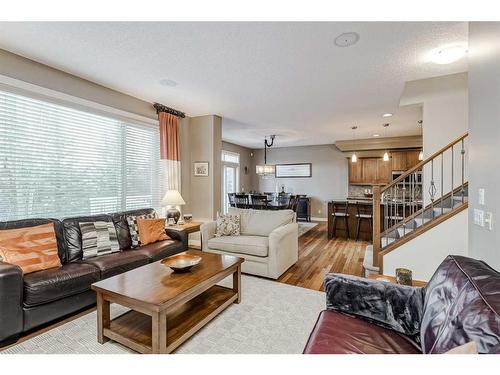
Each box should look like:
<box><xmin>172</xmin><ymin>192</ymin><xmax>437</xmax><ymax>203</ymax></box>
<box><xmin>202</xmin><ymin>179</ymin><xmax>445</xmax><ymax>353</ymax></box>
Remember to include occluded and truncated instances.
<box><xmin>161</xmin><ymin>190</ymin><xmax>186</xmax><ymax>224</ymax></box>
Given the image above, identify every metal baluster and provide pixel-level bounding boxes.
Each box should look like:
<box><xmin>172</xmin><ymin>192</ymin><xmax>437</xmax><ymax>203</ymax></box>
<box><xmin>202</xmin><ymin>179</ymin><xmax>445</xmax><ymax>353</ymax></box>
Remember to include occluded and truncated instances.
<box><xmin>451</xmin><ymin>144</ymin><xmax>454</xmax><ymax>207</ymax></box>
<box><xmin>403</xmin><ymin>179</ymin><xmax>406</xmax><ymax>237</ymax></box>
<box><xmin>384</xmin><ymin>194</ymin><xmax>388</xmax><ymax>247</ymax></box>
<box><xmin>441</xmin><ymin>152</ymin><xmax>444</xmax><ymax>216</ymax></box>
<box><xmin>461</xmin><ymin>139</ymin><xmax>465</xmax><ymax>203</ymax></box>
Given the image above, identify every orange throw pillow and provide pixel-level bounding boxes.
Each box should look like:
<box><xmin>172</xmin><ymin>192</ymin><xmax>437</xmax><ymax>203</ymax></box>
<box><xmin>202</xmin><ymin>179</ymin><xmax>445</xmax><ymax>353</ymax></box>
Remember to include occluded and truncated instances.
<box><xmin>136</xmin><ymin>218</ymin><xmax>171</xmax><ymax>246</ymax></box>
<box><xmin>0</xmin><ymin>223</ymin><xmax>62</xmax><ymax>274</ymax></box>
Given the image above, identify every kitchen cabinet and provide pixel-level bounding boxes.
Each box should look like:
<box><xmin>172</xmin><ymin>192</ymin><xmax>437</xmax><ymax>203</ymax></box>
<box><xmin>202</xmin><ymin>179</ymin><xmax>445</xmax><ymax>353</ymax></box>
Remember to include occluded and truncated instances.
<box><xmin>391</xmin><ymin>151</ymin><xmax>407</xmax><ymax>171</ymax></box>
<box><xmin>348</xmin><ymin>159</ymin><xmax>363</xmax><ymax>183</ymax></box>
<box><xmin>406</xmin><ymin>150</ymin><xmax>421</xmax><ymax>169</ymax></box>
<box><xmin>362</xmin><ymin>158</ymin><xmax>378</xmax><ymax>184</ymax></box>
<box><xmin>376</xmin><ymin>158</ymin><xmax>392</xmax><ymax>184</ymax></box>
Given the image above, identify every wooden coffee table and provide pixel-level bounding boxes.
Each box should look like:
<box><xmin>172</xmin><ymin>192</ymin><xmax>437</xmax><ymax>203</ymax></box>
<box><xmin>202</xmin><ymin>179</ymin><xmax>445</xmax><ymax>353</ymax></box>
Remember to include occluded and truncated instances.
<box><xmin>91</xmin><ymin>250</ymin><xmax>243</xmax><ymax>354</ymax></box>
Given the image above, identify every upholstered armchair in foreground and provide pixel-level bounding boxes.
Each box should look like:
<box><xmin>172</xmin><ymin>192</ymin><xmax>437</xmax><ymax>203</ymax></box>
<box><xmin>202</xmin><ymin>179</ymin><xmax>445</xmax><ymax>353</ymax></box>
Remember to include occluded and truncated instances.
<box><xmin>201</xmin><ymin>207</ymin><xmax>298</xmax><ymax>279</ymax></box>
<box><xmin>304</xmin><ymin>255</ymin><xmax>500</xmax><ymax>354</ymax></box>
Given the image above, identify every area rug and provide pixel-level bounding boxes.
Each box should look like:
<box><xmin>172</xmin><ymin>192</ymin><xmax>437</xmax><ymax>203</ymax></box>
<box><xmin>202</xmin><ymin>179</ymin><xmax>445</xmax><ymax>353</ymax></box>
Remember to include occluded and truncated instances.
<box><xmin>1</xmin><ymin>275</ymin><xmax>325</xmax><ymax>354</ymax></box>
<box><xmin>298</xmin><ymin>222</ymin><xmax>318</xmax><ymax>236</ymax></box>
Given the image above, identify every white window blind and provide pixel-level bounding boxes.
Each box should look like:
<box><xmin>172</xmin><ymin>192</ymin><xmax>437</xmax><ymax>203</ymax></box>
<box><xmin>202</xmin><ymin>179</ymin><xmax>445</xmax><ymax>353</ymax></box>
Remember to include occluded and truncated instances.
<box><xmin>0</xmin><ymin>89</ymin><xmax>166</xmax><ymax>221</ymax></box>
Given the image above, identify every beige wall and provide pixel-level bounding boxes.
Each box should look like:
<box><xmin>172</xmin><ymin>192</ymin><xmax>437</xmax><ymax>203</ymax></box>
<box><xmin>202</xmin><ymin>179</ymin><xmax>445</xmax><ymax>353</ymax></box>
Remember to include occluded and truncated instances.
<box><xmin>221</xmin><ymin>141</ymin><xmax>255</xmax><ymax>192</ymax></box>
<box><xmin>0</xmin><ymin>49</ymin><xmax>156</xmax><ymax>120</ymax></box>
<box><xmin>253</xmin><ymin>144</ymin><xmax>348</xmax><ymax>219</ymax></box>
<box><xmin>181</xmin><ymin>115</ymin><xmax>222</xmax><ymax>222</ymax></box>
<box><xmin>468</xmin><ymin>22</ymin><xmax>500</xmax><ymax>271</ymax></box>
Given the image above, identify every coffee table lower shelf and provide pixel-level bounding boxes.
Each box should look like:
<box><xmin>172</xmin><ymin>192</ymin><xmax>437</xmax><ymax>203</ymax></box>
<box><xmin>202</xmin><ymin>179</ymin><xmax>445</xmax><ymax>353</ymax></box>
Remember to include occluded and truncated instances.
<box><xmin>103</xmin><ymin>285</ymin><xmax>237</xmax><ymax>354</ymax></box>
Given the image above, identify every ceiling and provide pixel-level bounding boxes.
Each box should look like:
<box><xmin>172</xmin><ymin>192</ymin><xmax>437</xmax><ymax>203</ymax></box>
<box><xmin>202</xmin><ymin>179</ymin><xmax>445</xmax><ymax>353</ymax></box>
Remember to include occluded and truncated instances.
<box><xmin>0</xmin><ymin>22</ymin><xmax>468</xmax><ymax>149</ymax></box>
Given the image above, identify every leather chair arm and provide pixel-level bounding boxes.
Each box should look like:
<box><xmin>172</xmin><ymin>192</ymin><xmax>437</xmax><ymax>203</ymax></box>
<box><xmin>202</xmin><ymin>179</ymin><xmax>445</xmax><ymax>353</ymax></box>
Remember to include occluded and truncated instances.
<box><xmin>0</xmin><ymin>262</ymin><xmax>24</xmax><ymax>342</ymax></box>
<box><xmin>325</xmin><ymin>273</ymin><xmax>424</xmax><ymax>340</ymax></box>
<box><xmin>165</xmin><ymin>228</ymin><xmax>189</xmax><ymax>249</ymax></box>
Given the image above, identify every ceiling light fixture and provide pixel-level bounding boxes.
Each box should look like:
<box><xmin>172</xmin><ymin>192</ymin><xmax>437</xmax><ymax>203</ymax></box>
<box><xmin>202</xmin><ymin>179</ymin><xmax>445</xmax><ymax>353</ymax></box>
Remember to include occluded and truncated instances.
<box><xmin>382</xmin><ymin>123</ymin><xmax>390</xmax><ymax>162</ymax></box>
<box><xmin>334</xmin><ymin>32</ymin><xmax>360</xmax><ymax>48</ymax></box>
<box><xmin>382</xmin><ymin>113</ymin><xmax>393</xmax><ymax>118</ymax></box>
<box><xmin>159</xmin><ymin>78</ymin><xmax>178</xmax><ymax>87</ymax></box>
<box><xmin>256</xmin><ymin>135</ymin><xmax>276</xmax><ymax>178</ymax></box>
<box><xmin>350</xmin><ymin>126</ymin><xmax>358</xmax><ymax>163</ymax></box>
<box><xmin>373</xmin><ymin>134</ymin><xmax>380</xmax><ymax>137</ymax></box>
<box><xmin>429</xmin><ymin>45</ymin><xmax>467</xmax><ymax>65</ymax></box>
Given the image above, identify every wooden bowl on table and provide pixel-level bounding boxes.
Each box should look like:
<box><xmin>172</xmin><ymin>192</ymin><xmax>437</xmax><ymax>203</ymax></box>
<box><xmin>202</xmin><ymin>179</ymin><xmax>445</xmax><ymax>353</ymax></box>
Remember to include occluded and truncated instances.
<box><xmin>161</xmin><ymin>253</ymin><xmax>202</xmax><ymax>272</ymax></box>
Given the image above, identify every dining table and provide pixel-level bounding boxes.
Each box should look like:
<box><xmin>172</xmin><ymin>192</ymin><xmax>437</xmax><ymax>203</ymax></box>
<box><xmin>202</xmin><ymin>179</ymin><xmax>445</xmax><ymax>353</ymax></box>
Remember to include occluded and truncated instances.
<box><xmin>232</xmin><ymin>194</ymin><xmax>290</xmax><ymax>210</ymax></box>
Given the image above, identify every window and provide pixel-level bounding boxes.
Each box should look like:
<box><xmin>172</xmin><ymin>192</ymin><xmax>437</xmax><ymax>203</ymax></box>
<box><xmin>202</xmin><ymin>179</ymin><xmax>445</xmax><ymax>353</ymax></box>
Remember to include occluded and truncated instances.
<box><xmin>221</xmin><ymin>150</ymin><xmax>240</xmax><ymax>213</ymax></box>
<box><xmin>0</xmin><ymin>89</ymin><xmax>166</xmax><ymax>221</ymax></box>
<box><xmin>221</xmin><ymin>150</ymin><xmax>240</xmax><ymax>164</ymax></box>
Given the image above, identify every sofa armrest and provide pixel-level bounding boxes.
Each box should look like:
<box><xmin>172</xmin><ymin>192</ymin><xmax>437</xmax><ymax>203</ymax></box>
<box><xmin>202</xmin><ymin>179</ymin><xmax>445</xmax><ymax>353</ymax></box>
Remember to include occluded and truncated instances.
<box><xmin>165</xmin><ymin>228</ymin><xmax>188</xmax><ymax>249</ymax></box>
<box><xmin>267</xmin><ymin>223</ymin><xmax>298</xmax><ymax>279</ymax></box>
<box><xmin>325</xmin><ymin>273</ymin><xmax>424</xmax><ymax>339</ymax></box>
<box><xmin>200</xmin><ymin>221</ymin><xmax>217</xmax><ymax>251</ymax></box>
<box><xmin>0</xmin><ymin>262</ymin><xmax>24</xmax><ymax>342</ymax></box>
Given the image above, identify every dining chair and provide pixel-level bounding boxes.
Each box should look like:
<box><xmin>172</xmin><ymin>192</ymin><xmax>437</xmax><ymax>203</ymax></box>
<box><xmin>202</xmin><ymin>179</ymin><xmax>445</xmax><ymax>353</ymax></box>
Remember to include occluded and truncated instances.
<box><xmin>251</xmin><ymin>194</ymin><xmax>268</xmax><ymax>210</ymax></box>
<box><xmin>227</xmin><ymin>193</ymin><xmax>236</xmax><ymax>207</ymax></box>
<box><xmin>287</xmin><ymin>195</ymin><xmax>299</xmax><ymax>212</ymax></box>
<box><xmin>234</xmin><ymin>194</ymin><xmax>249</xmax><ymax>209</ymax></box>
<box><xmin>331</xmin><ymin>201</ymin><xmax>350</xmax><ymax>239</ymax></box>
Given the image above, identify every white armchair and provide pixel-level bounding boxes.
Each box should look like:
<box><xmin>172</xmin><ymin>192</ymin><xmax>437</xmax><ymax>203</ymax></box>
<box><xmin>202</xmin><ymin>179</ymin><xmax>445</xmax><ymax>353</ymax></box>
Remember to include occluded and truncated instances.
<box><xmin>201</xmin><ymin>208</ymin><xmax>298</xmax><ymax>279</ymax></box>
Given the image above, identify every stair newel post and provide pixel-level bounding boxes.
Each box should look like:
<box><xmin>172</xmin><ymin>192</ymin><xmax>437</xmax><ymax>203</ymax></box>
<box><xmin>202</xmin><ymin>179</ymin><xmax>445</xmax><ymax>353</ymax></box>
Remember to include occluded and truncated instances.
<box><xmin>372</xmin><ymin>185</ymin><xmax>381</xmax><ymax>271</ymax></box>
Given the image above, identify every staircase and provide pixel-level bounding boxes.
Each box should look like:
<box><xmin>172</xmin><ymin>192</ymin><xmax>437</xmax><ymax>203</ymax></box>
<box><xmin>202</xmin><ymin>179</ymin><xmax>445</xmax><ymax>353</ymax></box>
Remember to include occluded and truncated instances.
<box><xmin>371</xmin><ymin>133</ymin><xmax>469</xmax><ymax>274</ymax></box>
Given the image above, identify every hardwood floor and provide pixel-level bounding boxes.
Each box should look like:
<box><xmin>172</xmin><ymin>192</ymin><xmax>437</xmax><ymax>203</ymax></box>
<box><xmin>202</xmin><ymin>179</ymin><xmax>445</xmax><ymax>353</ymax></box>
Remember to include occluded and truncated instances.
<box><xmin>278</xmin><ymin>222</ymin><xmax>367</xmax><ymax>291</ymax></box>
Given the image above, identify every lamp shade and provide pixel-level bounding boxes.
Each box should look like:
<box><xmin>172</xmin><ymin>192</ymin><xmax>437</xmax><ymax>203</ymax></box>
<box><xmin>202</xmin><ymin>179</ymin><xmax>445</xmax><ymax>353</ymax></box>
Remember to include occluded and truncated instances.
<box><xmin>161</xmin><ymin>190</ymin><xmax>186</xmax><ymax>206</ymax></box>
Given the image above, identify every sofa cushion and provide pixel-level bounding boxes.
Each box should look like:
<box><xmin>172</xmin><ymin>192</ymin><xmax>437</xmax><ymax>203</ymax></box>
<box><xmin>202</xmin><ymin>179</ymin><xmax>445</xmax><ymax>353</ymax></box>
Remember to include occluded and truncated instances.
<box><xmin>303</xmin><ymin>310</ymin><xmax>421</xmax><ymax>354</ymax></box>
<box><xmin>420</xmin><ymin>255</ymin><xmax>500</xmax><ymax>354</ymax></box>
<box><xmin>62</xmin><ymin>214</ymin><xmax>113</xmax><ymax>262</ymax></box>
<box><xmin>131</xmin><ymin>239</ymin><xmax>183</xmax><ymax>262</ymax></box>
<box><xmin>208</xmin><ymin>235</ymin><xmax>268</xmax><ymax>257</ymax></box>
<box><xmin>228</xmin><ymin>207</ymin><xmax>294</xmax><ymax>236</ymax></box>
<box><xmin>23</xmin><ymin>263</ymin><xmax>100</xmax><ymax>307</ymax></box>
<box><xmin>111</xmin><ymin>208</ymin><xmax>157</xmax><ymax>250</ymax></box>
<box><xmin>79</xmin><ymin>251</ymin><xmax>149</xmax><ymax>279</ymax></box>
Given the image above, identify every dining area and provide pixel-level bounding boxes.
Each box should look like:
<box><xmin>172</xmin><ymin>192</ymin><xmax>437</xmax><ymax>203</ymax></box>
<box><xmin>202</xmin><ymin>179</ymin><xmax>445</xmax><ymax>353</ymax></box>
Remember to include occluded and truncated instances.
<box><xmin>227</xmin><ymin>193</ymin><xmax>311</xmax><ymax>221</ymax></box>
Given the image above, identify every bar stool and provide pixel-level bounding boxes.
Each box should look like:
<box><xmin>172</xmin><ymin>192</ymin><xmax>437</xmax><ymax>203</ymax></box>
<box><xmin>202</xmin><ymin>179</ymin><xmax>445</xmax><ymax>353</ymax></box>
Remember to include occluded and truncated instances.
<box><xmin>355</xmin><ymin>202</ymin><xmax>373</xmax><ymax>241</ymax></box>
<box><xmin>331</xmin><ymin>201</ymin><xmax>350</xmax><ymax>239</ymax></box>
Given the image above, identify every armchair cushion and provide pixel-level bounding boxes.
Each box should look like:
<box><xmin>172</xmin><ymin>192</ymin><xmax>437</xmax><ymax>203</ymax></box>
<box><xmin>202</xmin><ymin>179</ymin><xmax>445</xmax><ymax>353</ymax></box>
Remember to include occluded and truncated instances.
<box><xmin>304</xmin><ymin>310</ymin><xmax>421</xmax><ymax>354</ymax></box>
<box><xmin>325</xmin><ymin>273</ymin><xmax>424</xmax><ymax>341</ymax></box>
<box><xmin>208</xmin><ymin>235</ymin><xmax>268</xmax><ymax>257</ymax></box>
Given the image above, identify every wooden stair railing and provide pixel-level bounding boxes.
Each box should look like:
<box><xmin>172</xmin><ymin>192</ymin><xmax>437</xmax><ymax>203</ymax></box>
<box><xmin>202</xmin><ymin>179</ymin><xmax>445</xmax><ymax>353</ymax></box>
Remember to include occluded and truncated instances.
<box><xmin>372</xmin><ymin>132</ymin><xmax>469</xmax><ymax>272</ymax></box>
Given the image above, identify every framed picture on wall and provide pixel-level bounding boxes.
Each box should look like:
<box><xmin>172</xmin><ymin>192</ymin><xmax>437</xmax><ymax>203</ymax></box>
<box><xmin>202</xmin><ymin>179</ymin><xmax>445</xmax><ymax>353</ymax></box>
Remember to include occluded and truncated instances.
<box><xmin>193</xmin><ymin>161</ymin><xmax>209</xmax><ymax>176</ymax></box>
<box><xmin>275</xmin><ymin>163</ymin><xmax>312</xmax><ymax>178</ymax></box>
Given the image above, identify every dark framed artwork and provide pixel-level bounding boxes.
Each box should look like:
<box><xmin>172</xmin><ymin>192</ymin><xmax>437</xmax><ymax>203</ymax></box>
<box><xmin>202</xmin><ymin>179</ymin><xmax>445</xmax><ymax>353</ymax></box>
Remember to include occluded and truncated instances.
<box><xmin>275</xmin><ymin>163</ymin><xmax>312</xmax><ymax>178</ymax></box>
<box><xmin>193</xmin><ymin>161</ymin><xmax>209</xmax><ymax>176</ymax></box>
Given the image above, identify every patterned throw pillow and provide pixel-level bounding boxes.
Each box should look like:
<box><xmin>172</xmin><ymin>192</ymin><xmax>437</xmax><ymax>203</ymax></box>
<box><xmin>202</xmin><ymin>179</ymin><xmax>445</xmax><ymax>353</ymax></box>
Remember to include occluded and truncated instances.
<box><xmin>215</xmin><ymin>214</ymin><xmax>241</xmax><ymax>237</ymax></box>
<box><xmin>79</xmin><ymin>221</ymin><xmax>120</xmax><ymax>259</ymax></box>
<box><xmin>126</xmin><ymin>212</ymin><xmax>157</xmax><ymax>248</ymax></box>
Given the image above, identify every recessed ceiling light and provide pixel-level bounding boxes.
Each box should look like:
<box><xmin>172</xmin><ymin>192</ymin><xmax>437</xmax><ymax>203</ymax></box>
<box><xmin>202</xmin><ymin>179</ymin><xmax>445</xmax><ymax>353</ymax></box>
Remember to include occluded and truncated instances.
<box><xmin>159</xmin><ymin>79</ymin><xmax>177</xmax><ymax>87</ymax></box>
<box><xmin>382</xmin><ymin>113</ymin><xmax>393</xmax><ymax>118</ymax></box>
<box><xmin>429</xmin><ymin>45</ymin><xmax>467</xmax><ymax>65</ymax></box>
<box><xmin>373</xmin><ymin>134</ymin><xmax>380</xmax><ymax>137</ymax></box>
<box><xmin>334</xmin><ymin>32</ymin><xmax>360</xmax><ymax>47</ymax></box>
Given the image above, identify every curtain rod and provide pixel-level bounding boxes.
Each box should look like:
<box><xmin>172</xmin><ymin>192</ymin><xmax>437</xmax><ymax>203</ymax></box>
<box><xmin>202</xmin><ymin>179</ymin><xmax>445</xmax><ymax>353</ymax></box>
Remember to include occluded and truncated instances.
<box><xmin>153</xmin><ymin>103</ymin><xmax>186</xmax><ymax>118</ymax></box>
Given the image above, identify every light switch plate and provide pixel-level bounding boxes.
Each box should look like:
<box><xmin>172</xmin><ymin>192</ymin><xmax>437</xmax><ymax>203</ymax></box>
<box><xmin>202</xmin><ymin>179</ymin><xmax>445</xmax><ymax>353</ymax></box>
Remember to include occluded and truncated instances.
<box><xmin>478</xmin><ymin>188</ymin><xmax>485</xmax><ymax>205</ymax></box>
<box><xmin>473</xmin><ymin>209</ymin><xmax>485</xmax><ymax>227</ymax></box>
<box><xmin>484</xmin><ymin>212</ymin><xmax>493</xmax><ymax>231</ymax></box>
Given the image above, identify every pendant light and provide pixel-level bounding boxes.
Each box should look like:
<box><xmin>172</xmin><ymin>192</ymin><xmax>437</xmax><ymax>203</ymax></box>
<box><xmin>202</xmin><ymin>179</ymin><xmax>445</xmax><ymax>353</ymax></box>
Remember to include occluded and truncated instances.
<box><xmin>256</xmin><ymin>135</ymin><xmax>276</xmax><ymax>178</ymax></box>
<box><xmin>418</xmin><ymin>150</ymin><xmax>424</xmax><ymax>160</ymax></box>
<box><xmin>351</xmin><ymin>126</ymin><xmax>358</xmax><ymax>163</ymax></box>
<box><xmin>382</xmin><ymin>123</ymin><xmax>390</xmax><ymax>161</ymax></box>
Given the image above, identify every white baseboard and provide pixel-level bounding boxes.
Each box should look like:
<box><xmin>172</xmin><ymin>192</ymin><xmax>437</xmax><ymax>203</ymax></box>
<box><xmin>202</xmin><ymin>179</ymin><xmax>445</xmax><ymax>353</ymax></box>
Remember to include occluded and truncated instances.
<box><xmin>310</xmin><ymin>217</ymin><xmax>327</xmax><ymax>222</ymax></box>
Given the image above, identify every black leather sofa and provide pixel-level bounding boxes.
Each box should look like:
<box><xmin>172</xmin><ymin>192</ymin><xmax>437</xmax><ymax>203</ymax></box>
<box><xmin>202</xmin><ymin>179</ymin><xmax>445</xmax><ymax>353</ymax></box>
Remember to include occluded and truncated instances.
<box><xmin>304</xmin><ymin>255</ymin><xmax>500</xmax><ymax>354</ymax></box>
<box><xmin>0</xmin><ymin>208</ymin><xmax>188</xmax><ymax>345</ymax></box>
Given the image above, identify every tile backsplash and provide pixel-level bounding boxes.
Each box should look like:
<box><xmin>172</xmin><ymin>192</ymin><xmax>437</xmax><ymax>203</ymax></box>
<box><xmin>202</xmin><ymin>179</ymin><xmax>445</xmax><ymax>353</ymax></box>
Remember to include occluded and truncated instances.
<box><xmin>348</xmin><ymin>185</ymin><xmax>373</xmax><ymax>198</ymax></box>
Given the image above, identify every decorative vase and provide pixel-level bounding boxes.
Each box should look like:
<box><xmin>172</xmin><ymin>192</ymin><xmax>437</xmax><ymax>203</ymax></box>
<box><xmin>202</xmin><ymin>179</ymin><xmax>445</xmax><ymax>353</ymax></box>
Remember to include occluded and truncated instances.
<box><xmin>396</xmin><ymin>268</ymin><xmax>413</xmax><ymax>286</ymax></box>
